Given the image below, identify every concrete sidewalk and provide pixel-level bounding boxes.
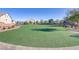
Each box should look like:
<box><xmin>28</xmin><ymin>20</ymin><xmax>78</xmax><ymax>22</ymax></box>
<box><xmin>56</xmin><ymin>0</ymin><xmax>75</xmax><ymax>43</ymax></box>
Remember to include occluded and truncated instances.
<box><xmin>0</xmin><ymin>42</ymin><xmax>79</xmax><ymax>50</ymax></box>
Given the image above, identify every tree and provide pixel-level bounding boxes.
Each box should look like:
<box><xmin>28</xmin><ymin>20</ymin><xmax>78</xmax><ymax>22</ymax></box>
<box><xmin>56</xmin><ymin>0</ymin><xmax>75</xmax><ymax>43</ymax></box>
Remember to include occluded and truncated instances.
<box><xmin>40</xmin><ymin>20</ymin><xmax>44</xmax><ymax>24</ymax></box>
<box><xmin>44</xmin><ymin>20</ymin><xmax>48</xmax><ymax>24</ymax></box>
<box><xmin>36</xmin><ymin>20</ymin><xmax>39</xmax><ymax>24</ymax></box>
<box><xmin>48</xmin><ymin>19</ymin><xmax>54</xmax><ymax>24</ymax></box>
<box><xmin>66</xmin><ymin>9</ymin><xmax>79</xmax><ymax>23</ymax></box>
<box><xmin>64</xmin><ymin>9</ymin><xmax>79</xmax><ymax>30</ymax></box>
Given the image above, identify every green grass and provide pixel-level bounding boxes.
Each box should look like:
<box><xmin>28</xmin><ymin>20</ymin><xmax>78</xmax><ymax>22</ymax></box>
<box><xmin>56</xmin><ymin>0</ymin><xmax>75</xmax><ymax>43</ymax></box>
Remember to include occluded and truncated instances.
<box><xmin>0</xmin><ymin>25</ymin><xmax>79</xmax><ymax>48</ymax></box>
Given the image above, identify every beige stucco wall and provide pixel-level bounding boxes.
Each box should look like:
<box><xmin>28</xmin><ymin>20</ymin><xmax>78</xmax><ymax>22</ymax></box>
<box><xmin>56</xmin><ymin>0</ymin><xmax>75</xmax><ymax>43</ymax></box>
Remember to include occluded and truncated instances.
<box><xmin>0</xmin><ymin>14</ymin><xmax>13</xmax><ymax>24</ymax></box>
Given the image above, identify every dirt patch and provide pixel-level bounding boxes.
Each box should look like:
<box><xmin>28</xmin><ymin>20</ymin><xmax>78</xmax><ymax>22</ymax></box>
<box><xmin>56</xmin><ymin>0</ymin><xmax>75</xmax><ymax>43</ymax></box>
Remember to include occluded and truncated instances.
<box><xmin>0</xmin><ymin>26</ymin><xmax>20</xmax><ymax>32</ymax></box>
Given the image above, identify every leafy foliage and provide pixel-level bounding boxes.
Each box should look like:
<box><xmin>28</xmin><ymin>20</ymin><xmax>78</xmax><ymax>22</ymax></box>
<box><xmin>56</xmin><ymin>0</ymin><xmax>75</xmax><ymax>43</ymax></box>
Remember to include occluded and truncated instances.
<box><xmin>65</xmin><ymin>9</ymin><xmax>79</xmax><ymax>22</ymax></box>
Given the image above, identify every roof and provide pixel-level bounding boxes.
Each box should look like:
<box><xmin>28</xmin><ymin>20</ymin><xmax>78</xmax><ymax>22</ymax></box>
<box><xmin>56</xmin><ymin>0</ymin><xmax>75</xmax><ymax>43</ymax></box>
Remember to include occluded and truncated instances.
<box><xmin>0</xmin><ymin>12</ymin><xmax>6</xmax><ymax>17</ymax></box>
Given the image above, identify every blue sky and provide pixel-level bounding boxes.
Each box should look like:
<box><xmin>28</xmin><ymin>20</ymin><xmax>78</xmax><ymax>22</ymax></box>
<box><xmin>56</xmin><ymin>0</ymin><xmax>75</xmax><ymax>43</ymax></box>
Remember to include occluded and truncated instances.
<box><xmin>0</xmin><ymin>8</ymin><xmax>69</xmax><ymax>21</ymax></box>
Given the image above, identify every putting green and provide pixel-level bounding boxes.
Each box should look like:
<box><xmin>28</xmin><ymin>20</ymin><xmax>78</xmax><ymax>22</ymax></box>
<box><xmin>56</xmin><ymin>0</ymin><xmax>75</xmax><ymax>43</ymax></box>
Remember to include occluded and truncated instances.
<box><xmin>0</xmin><ymin>25</ymin><xmax>79</xmax><ymax>48</ymax></box>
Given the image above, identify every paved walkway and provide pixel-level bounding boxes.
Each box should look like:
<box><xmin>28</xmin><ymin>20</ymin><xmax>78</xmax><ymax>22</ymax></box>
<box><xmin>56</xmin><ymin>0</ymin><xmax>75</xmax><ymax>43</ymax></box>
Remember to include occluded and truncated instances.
<box><xmin>0</xmin><ymin>42</ymin><xmax>79</xmax><ymax>50</ymax></box>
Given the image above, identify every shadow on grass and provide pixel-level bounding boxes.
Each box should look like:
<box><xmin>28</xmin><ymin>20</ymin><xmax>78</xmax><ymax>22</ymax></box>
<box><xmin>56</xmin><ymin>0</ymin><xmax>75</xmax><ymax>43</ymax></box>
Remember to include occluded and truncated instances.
<box><xmin>32</xmin><ymin>28</ymin><xmax>59</xmax><ymax>32</ymax></box>
<box><xmin>70</xmin><ymin>34</ymin><xmax>79</xmax><ymax>38</ymax></box>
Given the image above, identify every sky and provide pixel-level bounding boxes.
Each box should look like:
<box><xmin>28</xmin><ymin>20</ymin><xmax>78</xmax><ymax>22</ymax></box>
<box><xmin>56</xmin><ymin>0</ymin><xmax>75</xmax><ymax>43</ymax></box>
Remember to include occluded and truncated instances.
<box><xmin>0</xmin><ymin>8</ymin><xmax>69</xmax><ymax>21</ymax></box>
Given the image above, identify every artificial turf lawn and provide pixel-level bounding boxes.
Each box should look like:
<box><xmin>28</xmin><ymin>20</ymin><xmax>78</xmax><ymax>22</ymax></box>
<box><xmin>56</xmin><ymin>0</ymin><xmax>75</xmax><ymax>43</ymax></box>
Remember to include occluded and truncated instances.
<box><xmin>0</xmin><ymin>25</ymin><xmax>79</xmax><ymax>48</ymax></box>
